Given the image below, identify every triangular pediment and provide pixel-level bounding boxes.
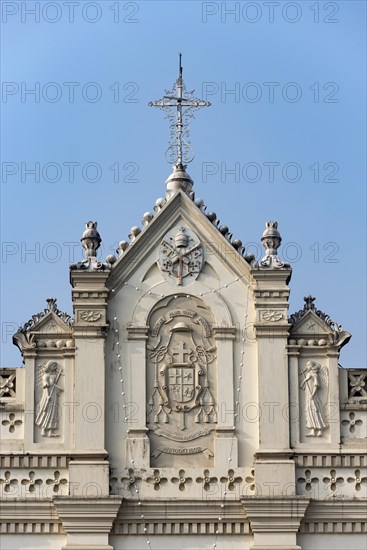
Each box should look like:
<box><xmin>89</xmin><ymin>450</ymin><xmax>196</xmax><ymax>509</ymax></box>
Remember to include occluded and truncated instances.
<box><xmin>29</xmin><ymin>312</ymin><xmax>72</xmax><ymax>335</ymax></box>
<box><xmin>15</xmin><ymin>298</ymin><xmax>73</xmax><ymax>335</ymax></box>
<box><xmin>288</xmin><ymin>296</ymin><xmax>352</xmax><ymax>349</ymax></box>
<box><xmin>289</xmin><ymin>310</ymin><xmax>333</xmax><ymax>338</ymax></box>
<box><xmin>13</xmin><ymin>298</ymin><xmax>73</xmax><ymax>354</ymax></box>
<box><xmin>108</xmin><ymin>190</ymin><xmax>252</xmax><ymax>293</ymax></box>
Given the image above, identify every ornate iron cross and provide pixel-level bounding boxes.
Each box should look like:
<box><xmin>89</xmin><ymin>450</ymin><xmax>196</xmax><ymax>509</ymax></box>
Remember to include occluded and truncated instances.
<box><xmin>149</xmin><ymin>53</ymin><xmax>211</xmax><ymax>166</ymax></box>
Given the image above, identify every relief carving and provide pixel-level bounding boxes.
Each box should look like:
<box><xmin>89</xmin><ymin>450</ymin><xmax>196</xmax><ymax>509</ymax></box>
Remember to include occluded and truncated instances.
<box><xmin>0</xmin><ymin>372</ymin><xmax>16</xmax><ymax>398</ymax></box>
<box><xmin>300</xmin><ymin>360</ymin><xmax>328</xmax><ymax>437</ymax></box>
<box><xmin>159</xmin><ymin>226</ymin><xmax>203</xmax><ymax>286</ymax></box>
<box><xmin>1</xmin><ymin>413</ymin><xmax>23</xmax><ymax>433</ymax></box>
<box><xmin>262</xmin><ymin>310</ymin><xmax>284</xmax><ymax>322</ymax></box>
<box><xmin>35</xmin><ymin>361</ymin><xmax>63</xmax><ymax>437</ymax></box>
<box><xmin>154</xmin><ymin>427</ymin><xmax>213</xmax><ymax>442</ymax></box>
<box><xmin>147</xmin><ymin>296</ymin><xmax>216</xmax><ymax>466</ymax></box>
<box><xmin>79</xmin><ymin>310</ymin><xmax>102</xmax><ymax>322</ymax></box>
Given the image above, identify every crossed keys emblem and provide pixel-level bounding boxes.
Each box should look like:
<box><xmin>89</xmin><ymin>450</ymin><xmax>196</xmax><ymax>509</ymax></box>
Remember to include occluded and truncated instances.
<box><xmin>161</xmin><ymin>240</ymin><xmax>202</xmax><ymax>285</ymax></box>
<box><xmin>159</xmin><ymin>227</ymin><xmax>203</xmax><ymax>286</ymax></box>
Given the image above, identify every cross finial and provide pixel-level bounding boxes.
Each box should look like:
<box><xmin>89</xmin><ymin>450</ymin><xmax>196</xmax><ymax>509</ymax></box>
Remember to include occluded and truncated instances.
<box><xmin>149</xmin><ymin>54</ymin><xmax>211</xmax><ymax>167</ymax></box>
<box><xmin>179</xmin><ymin>52</ymin><xmax>182</xmax><ymax>77</ymax></box>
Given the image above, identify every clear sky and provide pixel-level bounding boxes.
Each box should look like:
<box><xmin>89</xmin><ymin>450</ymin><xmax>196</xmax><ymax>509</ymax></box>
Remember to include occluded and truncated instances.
<box><xmin>1</xmin><ymin>0</ymin><xmax>366</xmax><ymax>368</ymax></box>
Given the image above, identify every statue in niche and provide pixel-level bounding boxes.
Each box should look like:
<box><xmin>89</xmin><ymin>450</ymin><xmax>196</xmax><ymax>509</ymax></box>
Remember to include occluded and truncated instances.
<box><xmin>300</xmin><ymin>360</ymin><xmax>328</xmax><ymax>437</ymax></box>
<box><xmin>35</xmin><ymin>361</ymin><xmax>63</xmax><ymax>437</ymax></box>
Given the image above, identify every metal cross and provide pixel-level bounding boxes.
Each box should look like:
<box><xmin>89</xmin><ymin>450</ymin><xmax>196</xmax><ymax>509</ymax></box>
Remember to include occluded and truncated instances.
<box><xmin>149</xmin><ymin>53</ymin><xmax>211</xmax><ymax>166</ymax></box>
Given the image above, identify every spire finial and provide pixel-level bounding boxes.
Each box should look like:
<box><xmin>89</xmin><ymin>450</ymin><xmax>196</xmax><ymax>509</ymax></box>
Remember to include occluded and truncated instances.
<box><xmin>149</xmin><ymin>54</ymin><xmax>211</xmax><ymax>170</ymax></box>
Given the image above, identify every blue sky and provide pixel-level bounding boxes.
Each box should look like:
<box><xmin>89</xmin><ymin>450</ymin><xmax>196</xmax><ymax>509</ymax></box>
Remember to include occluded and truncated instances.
<box><xmin>1</xmin><ymin>0</ymin><xmax>366</xmax><ymax>368</ymax></box>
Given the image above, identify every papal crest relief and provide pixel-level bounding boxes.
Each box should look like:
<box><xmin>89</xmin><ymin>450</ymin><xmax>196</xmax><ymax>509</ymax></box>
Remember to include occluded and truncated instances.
<box><xmin>147</xmin><ymin>295</ymin><xmax>217</xmax><ymax>466</ymax></box>
<box><xmin>158</xmin><ymin>226</ymin><xmax>203</xmax><ymax>286</ymax></box>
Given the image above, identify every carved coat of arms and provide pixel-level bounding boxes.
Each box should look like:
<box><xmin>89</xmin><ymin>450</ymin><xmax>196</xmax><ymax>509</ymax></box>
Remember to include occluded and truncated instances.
<box><xmin>147</xmin><ymin>308</ymin><xmax>216</xmax><ymax>432</ymax></box>
<box><xmin>162</xmin><ymin>336</ymin><xmax>202</xmax><ymax>413</ymax></box>
<box><xmin>158</xmin><ymin>226</ymin><xmax>203</xmax><ymax>286</ymax></box>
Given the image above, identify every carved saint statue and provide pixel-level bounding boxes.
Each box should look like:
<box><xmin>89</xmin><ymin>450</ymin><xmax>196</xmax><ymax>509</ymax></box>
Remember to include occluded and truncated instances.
<box><xmin>300</xmin><ymin>360</ymin><xmax>328</xmax><ymax>437</ymax></box>
<box><xmin>35</xmin><ymin>361</ymin><xmax>63</xmax><ymax>437</ymax></box>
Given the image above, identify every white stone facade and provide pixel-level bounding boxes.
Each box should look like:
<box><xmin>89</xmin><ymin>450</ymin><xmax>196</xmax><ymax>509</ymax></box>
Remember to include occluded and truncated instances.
<box><xmin>1</xmin><ymin>185</ymin><xmax>366</xmax><ymax>550</ymax></box>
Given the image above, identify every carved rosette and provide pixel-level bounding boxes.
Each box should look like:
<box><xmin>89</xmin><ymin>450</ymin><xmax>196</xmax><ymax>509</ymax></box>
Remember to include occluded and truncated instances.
<box><xmin>78</xmin><ymin>310</ymin><xmax>102</xmax><ymax>323</ymax></box>
<box><xmin>261</xmin><ymin>310</ymin><xmax>284</xmax><ymax>322</ymax></box>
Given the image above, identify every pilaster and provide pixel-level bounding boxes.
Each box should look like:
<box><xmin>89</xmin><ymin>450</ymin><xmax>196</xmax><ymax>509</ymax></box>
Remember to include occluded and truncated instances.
<box><xmin>213</xmin><ymin>325</ymin><xmax>238</xmax><ymax>467</ymax></box>
<box><xmin>241</xmin><ymin>496</ymin><xmax>309</xmax><ymax>550</ymax></box>
<box><xmin>54</xmin><ymin>496</ymin><xmax>122</xmax><ymax>550</ymax></box>
<box><xmin>70</xmin><ymin>270</ymin><xmax>110</xmax><ymax>495</ymax></box>
<box><xmin>252</xmin><ymin>268</ymin><xmax>294</xmax><ymax>495</ymax></box>
<box><xmin>125</xmin><ymin>325</ymin><xmax>150</xmax><ymax>467</ymax></box>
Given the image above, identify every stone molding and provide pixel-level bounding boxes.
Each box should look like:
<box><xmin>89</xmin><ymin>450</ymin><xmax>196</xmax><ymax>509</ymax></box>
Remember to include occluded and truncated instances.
<box><xmin>212</xmin><ymin>325</ymin><xmax>236</xmax><ymax>339</ymax></box>
<box><xmin>53</xmin><ymin>496</ymin><xmax>122</xmax><ymax>532</ymax></box>
<box><xmin>0</xmin><ymin>500</ymin><xmax>63</xmax><ymax>534</ymax></box>
<box><xmin>300</xmin><ymin>499</ymin><xmax>367</xmax><ymax>533</ymax></box>
<box><xmin>241</xmin><ymin>496</ymin><xmax>309</xmax><ymax>550</ymax></box>
<box><xmin>294</xmin><ymin>453</ymin><xmax>366</xmax><ymax>468</ymax></box>
<box><xmin>112</xmin><ymin>499</ymin><xmax>250</xmax><ymax>535</ymax></box>
<box><xmin>0</xmin><ymin>455</ymin><xmax>69</xmax><ymax>469</ymax></box>
<box><xmin>53</xmin><ymin>496</ymin><xmax>122</xmax><ymax>549</ymax></box>
<box><xmin>241</xmin><ymin>496</ymin><xmax>310</xmax><ymax>530</ymax></box>
<box><xmin>0</xmin><ymin>497</ymin><xmax>366</xmax><ymax>537</ymax></box>
<box><xmin>253</xmin><ymin>324</ymin><xmax>291</xmax><ymax>338</ymax></box>
<box><xmin>126</xmin><ymin>325</ymin><xmax>149</xmax><ymax>340</ymax></box>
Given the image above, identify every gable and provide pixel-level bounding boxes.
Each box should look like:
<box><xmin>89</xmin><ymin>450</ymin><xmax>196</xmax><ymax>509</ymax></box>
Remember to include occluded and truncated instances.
<box><xmin>29</xmin><ymin>312</ymin><xmax>72</xmax><ymax>335</ymax></box>
<box><xmin>289</xmin><ymin>310</ymin><xmax>333</xmax><ymax>339</ymax></box>
<box><xmin>107</xmin><ymin>190</ymin><xmax>252</xmax><ymax>294</ymax></box>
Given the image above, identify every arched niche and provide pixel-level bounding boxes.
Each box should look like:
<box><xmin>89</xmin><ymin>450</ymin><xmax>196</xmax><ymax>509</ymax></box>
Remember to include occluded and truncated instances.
<box><xmin>146</xmin><ymin>294</ymin><xmax>217</xmax><ymax>467</ymax></box>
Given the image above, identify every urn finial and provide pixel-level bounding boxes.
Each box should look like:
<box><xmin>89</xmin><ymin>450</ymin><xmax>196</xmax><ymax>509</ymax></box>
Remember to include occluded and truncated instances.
<box><xmin>260</xmin><ymin>221</ymin><xmax>290</xmax><ymax>269</ymax></box>
<box><xmin>81</xmin><ymin>221</ymin><xmax>101</xmax><ymax>259</ymax></box>
<box><xmin>70</xmin><ymin>221</ymin><xmax>108</xmax><ymax>272</ymax></box>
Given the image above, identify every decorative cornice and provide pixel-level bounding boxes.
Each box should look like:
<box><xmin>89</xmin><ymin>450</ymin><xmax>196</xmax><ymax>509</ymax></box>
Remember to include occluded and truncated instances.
<box><xmin>0</xmin><ymin>497</ymin><xmax>366</xmax><ymax>537</ymax></box>
<box><xmin>294</xmin><ymin>453</ymin><xmax>366</xmax><ymax>468</ymax></box>
<box><xmin>0</xmin><ymin>501</ymin><xmax>63</xmax><ymax>534</ymax></box>
<box><xmin>18</xmin><ymin>298</ymin><xmax>73</xmax><ymax>333</ymax></box>
<box><xmin>0</xmin><ymin>455</ymin><xmax>70</xmax><ymax>469</ymax></box>
<box><xmin>113</xmin><ymin>499</ymin><xmax>249</xmax><ymax>535</ymax></box>
<box><xmin>70</xmin><ymin>269</ymin><xmax>110</xmax><ymax>289</ymax></box>
<box><xmin>289</xmin><ymin>295</ymin><xmax>340</xmax><ymax>329</ymax></box>
<box><xmin>13</xmin><ymin>298</ymin><xmax>73</xmax><ymax>355</ymax></box>
<box><xmin>300</xmin><ymin>499</ymin><xmax>367</xmax><ymax>533</ymax></box>
<box><xmin>254</xmin><ymin>324</ymin><xmax>290</xmax><ymax>338</ymax></box>
<box><xmin>289</xmin><ymin>296</ymin><xmax>351</xmax><ymax>349</ymax></box>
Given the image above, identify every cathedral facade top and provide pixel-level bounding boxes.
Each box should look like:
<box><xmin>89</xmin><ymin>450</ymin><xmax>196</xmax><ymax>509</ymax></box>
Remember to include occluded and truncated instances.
<box><xmin>2</xmin><ymin>60</ymin><xmax>366</xmax><ymax>550</ymax></box>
